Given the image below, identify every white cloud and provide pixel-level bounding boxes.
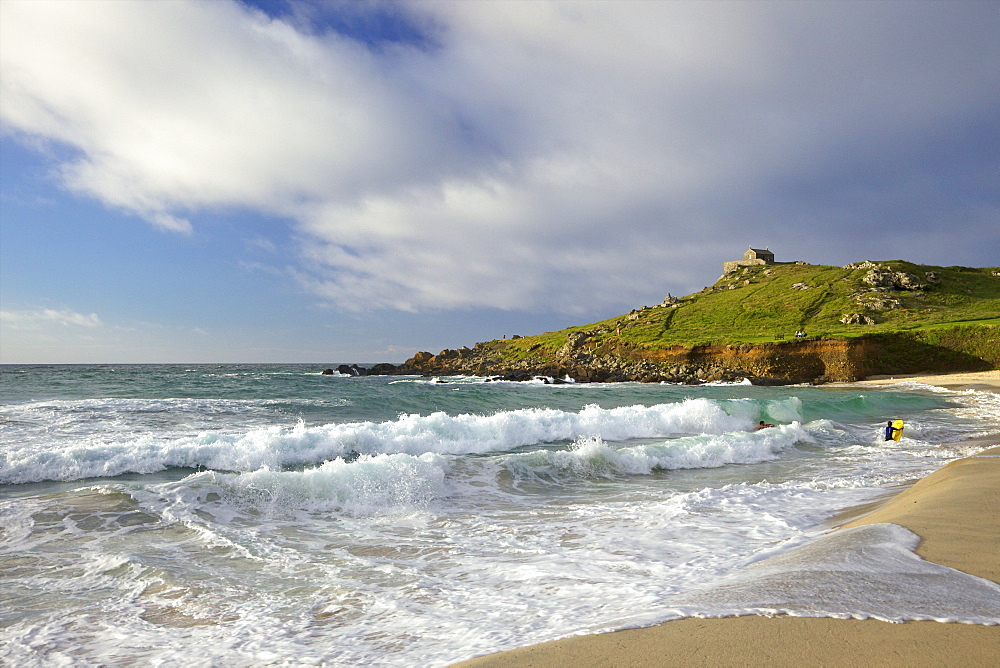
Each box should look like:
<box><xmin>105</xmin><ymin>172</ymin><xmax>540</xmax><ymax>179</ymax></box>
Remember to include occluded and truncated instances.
<box><xmin>1</xmin><ymin>309</ymin><xmax>103</xmax><ymax>329</ymax></box>
<box><xmin>1</xmin><ymin>0</ymin><xmax>452</xmax><ymax>213</ymax></box>
<box><xmin>2</xmin><ymin>0</ymin><xmax>997</xmax><ymax>314</ymax></box>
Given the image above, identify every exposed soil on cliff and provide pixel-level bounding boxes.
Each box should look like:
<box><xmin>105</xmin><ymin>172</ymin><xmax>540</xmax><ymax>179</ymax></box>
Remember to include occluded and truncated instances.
<box><xmin>383</xmin><ymin>329</ymin><xmax>996</xmax><ymax>385</ymax></box>
<box><xmin>392</xmin><ymin>338</ymin><xmax>868</xmax><ymax>384</ymax></box>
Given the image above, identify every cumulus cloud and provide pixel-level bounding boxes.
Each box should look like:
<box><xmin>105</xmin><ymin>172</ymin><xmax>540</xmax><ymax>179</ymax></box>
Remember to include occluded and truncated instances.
<box><xmin>2</xmin><ymin>0</ymin><xmax>997</xmax><ymax>314</ymax></box>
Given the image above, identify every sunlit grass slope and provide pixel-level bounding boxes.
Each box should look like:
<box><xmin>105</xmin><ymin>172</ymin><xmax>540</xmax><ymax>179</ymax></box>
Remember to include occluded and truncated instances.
<box><xmin>496</xmin><ymin>262</ymin><xmax>1000</xmax><ymax>359</ymax></box>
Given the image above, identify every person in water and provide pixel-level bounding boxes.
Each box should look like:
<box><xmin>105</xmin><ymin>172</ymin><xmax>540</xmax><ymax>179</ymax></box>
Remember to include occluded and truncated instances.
<box><xmin>884</xmin><ymin>420</ymin><xmax>901</xmax><ymax>441</ymax></box>
<box><xmin>754</xmin><ymin>420</ymin><xmax>775</xmax><ymax>431</ymax></box>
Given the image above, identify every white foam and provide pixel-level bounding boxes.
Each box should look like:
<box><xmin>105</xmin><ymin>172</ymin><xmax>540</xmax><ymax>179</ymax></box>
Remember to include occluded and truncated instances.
<box><xmin>0</xmin><ymin>399</ymin><xmax>760</xmax><ymax>483</ymax></box>
<box><xmin>501</xmin><ymin>424</ymin><xmax>809</xmax><ymax>481</ymax></box>
<box><xmin>702</xmin><ymin>377</ymin><xmax>754</xmax><ymax>386</ymax></box>
<box><xmin>216</xmin><ymin>453</ymin><xmax>451</xmax><ymax>516</ymax></box>
<box><xmin>664</xmin><ymin>523</ymin><xmax>1000</xmax><ymax>624</ymax></box>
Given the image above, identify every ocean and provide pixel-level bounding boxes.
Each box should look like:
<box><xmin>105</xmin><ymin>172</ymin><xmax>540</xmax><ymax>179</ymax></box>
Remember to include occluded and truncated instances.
<box><xmin>2</xmin><ymin>364</ymin><xmax>999</xmax><ymax>666</ymax></box>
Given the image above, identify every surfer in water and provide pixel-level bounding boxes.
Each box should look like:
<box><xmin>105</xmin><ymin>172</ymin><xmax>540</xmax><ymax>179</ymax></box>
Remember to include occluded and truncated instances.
<box><xmin>754</xmin><ymin>420</ymin><xmax>776</xmax><ymax>431</ymax></box>
<box><xmin>885</xmin><ymin>420</ymin><xmax>902</xmax><ymax>441</ymax></box>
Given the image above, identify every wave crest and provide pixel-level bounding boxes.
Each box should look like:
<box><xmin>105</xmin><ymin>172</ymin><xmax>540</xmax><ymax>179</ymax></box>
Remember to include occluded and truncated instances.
<box><xmin>502</xmin><ymin>423</ymin><xmax>809</xmax><ymax>482</ymax></box>
<box><xmin>2</xmin><ymin>399</ymin><xmax>764</xmax><ymax>483</ymax></box>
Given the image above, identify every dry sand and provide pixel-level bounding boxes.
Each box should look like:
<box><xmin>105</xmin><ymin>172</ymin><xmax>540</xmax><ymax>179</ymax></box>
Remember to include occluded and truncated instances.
<box><xmin>453</xmin><ymin>371</ymin><xmax>1000</xmax><ymax>667</ymax></box>
<box><xmin>850</xmin><ymin>369</ymin><xmax>1000</xmax><ymax>393</ymax></box>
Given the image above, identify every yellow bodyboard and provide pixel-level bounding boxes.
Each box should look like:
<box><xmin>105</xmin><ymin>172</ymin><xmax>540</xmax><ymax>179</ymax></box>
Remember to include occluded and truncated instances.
<box><xmin>892</xmin><ymin>419</ymin><xmax>904</xmax><ymax>441</ymax></box>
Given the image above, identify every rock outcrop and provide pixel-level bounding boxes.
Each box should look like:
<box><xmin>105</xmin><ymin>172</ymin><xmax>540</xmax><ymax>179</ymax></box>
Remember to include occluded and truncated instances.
<box><xmin>388</xmin><ymin>338</ymin><xmax>871</xmax><ymax>385</ymax></box>
<box><xmin>861</xmin><ymin>268</ymin><xmax>925</xmax><ymax>291</ymax></box>
<box><xmin>391</xmin><ymin>328</ymin><xmax>995</xmax><ymax>385</ymax></box>
<box><xmin>841</xmin><ymin>313</ymin><xmax>876</xmax><ymax>325</ymax></box>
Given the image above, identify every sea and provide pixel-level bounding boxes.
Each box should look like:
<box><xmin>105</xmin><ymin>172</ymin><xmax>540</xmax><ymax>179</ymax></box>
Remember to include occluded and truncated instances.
<box><xmin>2</xmin><ymin>364</ymin><xmax>1000</xmax><ymax>666</ymax></box>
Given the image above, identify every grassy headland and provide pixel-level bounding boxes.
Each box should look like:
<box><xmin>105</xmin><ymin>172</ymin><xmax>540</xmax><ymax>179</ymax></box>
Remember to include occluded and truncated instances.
<box><xmin>401</xmin><ymin>261</ymin><xmax>1000</xmax><ymax>383</ymax></box>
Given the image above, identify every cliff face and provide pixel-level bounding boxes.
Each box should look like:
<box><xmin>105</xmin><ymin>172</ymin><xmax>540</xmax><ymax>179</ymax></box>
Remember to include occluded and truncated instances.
<box><xmin>631</xmin><ymin>339</ymin><xmax>870</xmax><ymax>383</ymax></box>
<box><xmin>395</xmin><ymin>327</ymin><xmax>997</xmax><ymax>384</ymax></box>
<box><xmin>396</xmin><ymin>339</ymin><xmax>867</xmax><ymax>384</ymax></box>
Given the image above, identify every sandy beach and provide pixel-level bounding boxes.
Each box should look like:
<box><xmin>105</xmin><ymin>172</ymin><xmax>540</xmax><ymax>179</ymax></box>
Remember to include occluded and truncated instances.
<box><xmin>850</xmin><ymin>370</ymin><xmax>1000</xmax><ymax>393</ymax></box>
<box><xmin>454</xmin><ymin>370</ymin><xmax>1000</xmax><ymax>667</ymax></box>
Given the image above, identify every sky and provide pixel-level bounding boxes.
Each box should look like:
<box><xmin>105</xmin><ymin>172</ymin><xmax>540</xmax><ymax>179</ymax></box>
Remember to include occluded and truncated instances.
<box><xmin>1</xmin><ymin>0</ymin><xmax>998</xmax><ymax>364</ymax></box>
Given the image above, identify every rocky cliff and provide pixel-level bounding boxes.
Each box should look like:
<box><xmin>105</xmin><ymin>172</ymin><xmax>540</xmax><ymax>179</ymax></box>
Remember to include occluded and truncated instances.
<box><xmin>387</xmin><ymin>326</ymin><xmax>996</xmax><ymax>385</ymax></box>
<box><xmin>390</xmin><ymin>338</ymin><xmax>861</xmax><ymax>384</ymax></box>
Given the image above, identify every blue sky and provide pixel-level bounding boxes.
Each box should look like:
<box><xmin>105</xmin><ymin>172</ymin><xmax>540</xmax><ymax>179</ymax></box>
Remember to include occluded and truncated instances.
<box><xmin>1</xmin><ymin>0</ymin><xmax>998</xmax><ymax>364</ymax></box>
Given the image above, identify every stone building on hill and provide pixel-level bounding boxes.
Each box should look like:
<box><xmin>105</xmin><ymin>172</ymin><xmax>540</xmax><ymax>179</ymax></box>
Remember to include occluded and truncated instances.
<box><xmin>722</xmin><ymin>247</ymin><xmax>777</xmax><ymax>275</ymax></box>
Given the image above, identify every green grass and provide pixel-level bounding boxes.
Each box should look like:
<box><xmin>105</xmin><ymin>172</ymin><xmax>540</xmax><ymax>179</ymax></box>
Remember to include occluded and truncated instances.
<box><xmin>863</xmin><ymin>324</ymin><xmax>1000</xmax><ymax>373</ymax></box>
<box><xmin>485</xmin><ymin>262</ymin><xmax>1000</xmax><ymax>361</ymax></box>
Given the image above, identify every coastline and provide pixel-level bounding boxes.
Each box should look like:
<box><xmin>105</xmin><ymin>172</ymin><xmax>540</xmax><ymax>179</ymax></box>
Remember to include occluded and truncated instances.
<box><xmin>848</xmin><ymin>369</ymin><xmax>1000</xmax><ymax>393</ymax></box>
<box><xmin>453</xmin><ymin>370</ymin><xmax>1000</xmax><ymax>667</ymax></box>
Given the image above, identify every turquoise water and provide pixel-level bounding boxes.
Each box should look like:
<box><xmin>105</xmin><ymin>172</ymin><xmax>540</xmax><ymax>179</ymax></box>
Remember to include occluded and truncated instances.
<box><xmin>2</xmin><ymin>364</ymin><xmax>998</xmax><ymax>665</ymax></box>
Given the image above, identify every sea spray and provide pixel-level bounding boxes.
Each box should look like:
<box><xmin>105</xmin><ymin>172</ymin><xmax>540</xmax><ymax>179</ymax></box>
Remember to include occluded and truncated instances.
<box><xmin>2</xmin><ymin>398</ymin><xmax>770</xmax><ymax>484</ymax></box>
<box><xmin>499</xmin><ymin>423</ymin><xmax>809</xmax><ymax>483</ymax></box>
<box><xmin>216</xmin><ymin>453</ymin><xmax>452</xmax><ymax>516</ymax></box>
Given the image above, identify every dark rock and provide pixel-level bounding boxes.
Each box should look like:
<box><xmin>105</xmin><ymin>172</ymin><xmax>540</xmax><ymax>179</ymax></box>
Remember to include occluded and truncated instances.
<box><xmin>487</xmin><ymin>372</ymin><xmax>536</xmax><ymax>383</ymax></box>
<box><xmin>744</xmin><ymin>376</ymin><xmax>794</xmax><ymax>386</ymax></box>
<box><xmin>367</xmin><ymin>363</ymin><xmax>401</xmax><ymax>375</ymax></box>
<box><xmin>321</xmin><ymin>368</ymin><xmax>335</xmax><ymax>375</ymax></box>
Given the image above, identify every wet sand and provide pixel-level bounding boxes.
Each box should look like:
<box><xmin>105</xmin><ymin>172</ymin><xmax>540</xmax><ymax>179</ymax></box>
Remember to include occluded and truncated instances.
<box><xmin>453</xmin><ymin>371</ymin><xmax>1000</xmax><ymax>667</ymax></box>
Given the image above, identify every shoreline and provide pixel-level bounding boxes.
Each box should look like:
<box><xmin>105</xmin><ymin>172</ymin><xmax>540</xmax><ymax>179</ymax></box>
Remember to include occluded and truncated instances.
<box><xmin>846</xmin><ymin>369</ymin><xmax>1000</xmax><ymax>393</ymax></box>
<box><xmin>453</xmin><ymin>370</ymin><xmax>1000</xmax><ymax>667</ymax></box>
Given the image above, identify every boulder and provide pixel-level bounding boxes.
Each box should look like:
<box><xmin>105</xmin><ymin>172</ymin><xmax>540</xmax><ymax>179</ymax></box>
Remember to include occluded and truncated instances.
<box><xmin>870</xmin><ymin>297</ymin><xmax>901</xmax><ymax>311</ymax></box>
<box><xmin>862</xmin><ymin>269</ymin><xmax>924</xmax><ymax>291</ymax></box>
<box><xmin>895</xmin><ymin>272</ymin><xmax>925</xmax><ymax>290</ymax></box>
<box><xmin>840</xmin><ymin>313</ymin><xmax>876</xmax><ymax>325</ymax></box>
<box><xmin>861</xmin><ymin>269</ymin><xmax>897</xmax><ymax>288</ymax></box>
<box><xmin>843</xmin><ymin>260</ymin><xmax>882</xmax><ymax>270</ymax></box>
<box><xmin>558</xmin><ymin>331</ymin><xmax>592</xmax><ymax>357</ymax></box>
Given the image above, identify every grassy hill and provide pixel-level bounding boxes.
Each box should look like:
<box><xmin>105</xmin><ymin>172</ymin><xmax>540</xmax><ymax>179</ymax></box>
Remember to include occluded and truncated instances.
<box><xmin>492</xmin><ymin>260</ymin><xmax>1000</xmax><ymax>365</ymax></box>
